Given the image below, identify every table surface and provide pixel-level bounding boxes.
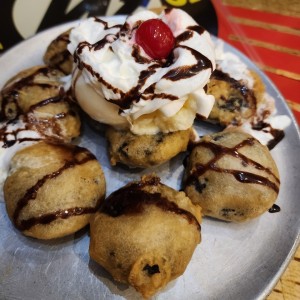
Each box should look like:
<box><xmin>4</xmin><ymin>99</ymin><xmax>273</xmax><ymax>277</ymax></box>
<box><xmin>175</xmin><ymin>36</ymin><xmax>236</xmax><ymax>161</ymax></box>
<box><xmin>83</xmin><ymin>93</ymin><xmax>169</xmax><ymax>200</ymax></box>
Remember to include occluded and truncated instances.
<box><xmin>268</xmin><ymin>246</ymin><xmax>300</xmax><ymax>300</ymax></box>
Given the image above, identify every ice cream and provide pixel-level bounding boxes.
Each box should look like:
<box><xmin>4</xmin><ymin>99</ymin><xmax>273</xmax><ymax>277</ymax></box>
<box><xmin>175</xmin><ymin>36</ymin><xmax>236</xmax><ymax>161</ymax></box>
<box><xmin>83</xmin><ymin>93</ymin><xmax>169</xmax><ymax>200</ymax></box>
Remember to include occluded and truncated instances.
<box><xmin>68</xmin><ymin>8</ymin><xmax>216</xmax><ymax>135</ymax></box>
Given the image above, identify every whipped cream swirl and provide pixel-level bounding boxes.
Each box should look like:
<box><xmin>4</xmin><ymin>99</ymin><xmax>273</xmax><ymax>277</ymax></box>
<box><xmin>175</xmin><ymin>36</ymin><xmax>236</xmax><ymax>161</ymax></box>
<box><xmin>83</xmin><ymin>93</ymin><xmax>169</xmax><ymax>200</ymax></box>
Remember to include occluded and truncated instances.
<box><xmin>68</xmin><ymin>8</ymin><xmax>216</xmax><ymax>134</ymax></box>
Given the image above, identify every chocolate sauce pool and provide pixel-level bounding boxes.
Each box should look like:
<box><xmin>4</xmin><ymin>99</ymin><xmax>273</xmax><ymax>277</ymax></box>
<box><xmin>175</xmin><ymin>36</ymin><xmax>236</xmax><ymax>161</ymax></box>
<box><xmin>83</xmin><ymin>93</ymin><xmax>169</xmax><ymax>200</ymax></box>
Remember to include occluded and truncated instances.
<box><xmin>268</xmin><ymin>204</ymin><xmax>281</xmax><ymax>213</ymax></box>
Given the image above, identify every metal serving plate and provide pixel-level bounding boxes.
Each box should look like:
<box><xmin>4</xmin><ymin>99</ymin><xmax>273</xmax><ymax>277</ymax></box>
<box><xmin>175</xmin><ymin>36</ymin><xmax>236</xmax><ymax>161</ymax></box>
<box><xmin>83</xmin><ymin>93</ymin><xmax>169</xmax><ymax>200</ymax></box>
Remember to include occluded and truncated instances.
<box><xmin>0</xmin><ymin>16</ymin><xmax>299</xmax><ymax>300</ymax></box>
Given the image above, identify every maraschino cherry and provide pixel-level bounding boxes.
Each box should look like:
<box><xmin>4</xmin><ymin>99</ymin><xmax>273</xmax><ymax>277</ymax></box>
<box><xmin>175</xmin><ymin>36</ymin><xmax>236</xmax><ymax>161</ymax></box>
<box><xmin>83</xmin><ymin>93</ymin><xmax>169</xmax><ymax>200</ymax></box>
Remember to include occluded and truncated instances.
<box><xmin>135</xmin><ymin>19</ymin><xmax>175</xmax><ymax>60</ymax></box>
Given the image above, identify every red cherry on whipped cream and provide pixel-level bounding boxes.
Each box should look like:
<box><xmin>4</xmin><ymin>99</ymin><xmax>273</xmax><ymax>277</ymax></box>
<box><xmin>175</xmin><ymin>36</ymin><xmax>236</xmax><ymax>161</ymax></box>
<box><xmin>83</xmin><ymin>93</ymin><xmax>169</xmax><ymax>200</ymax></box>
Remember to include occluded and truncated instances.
<box><xmin>135</xmin><ymin>19</ymin><xmax>175</xmax><ymax>59</ymax></box>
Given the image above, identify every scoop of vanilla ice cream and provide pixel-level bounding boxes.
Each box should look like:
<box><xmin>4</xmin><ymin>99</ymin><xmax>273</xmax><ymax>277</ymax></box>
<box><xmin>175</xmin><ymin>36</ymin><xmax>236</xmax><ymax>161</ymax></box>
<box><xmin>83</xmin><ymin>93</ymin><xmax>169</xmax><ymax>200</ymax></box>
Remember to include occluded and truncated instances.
<box><xmin>68</xmin><ymin>8</ymin><xmax>216</xmax><ymax>135</ymax></box>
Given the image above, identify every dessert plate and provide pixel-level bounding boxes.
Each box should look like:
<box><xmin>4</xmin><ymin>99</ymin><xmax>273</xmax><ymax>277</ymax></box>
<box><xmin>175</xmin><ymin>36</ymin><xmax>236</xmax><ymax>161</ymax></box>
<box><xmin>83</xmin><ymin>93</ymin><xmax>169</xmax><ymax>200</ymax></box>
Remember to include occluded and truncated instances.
<box><xmin>0</xmin><ymin>16</ymin><xmax>300</xmax><ymax>300</ymax></box>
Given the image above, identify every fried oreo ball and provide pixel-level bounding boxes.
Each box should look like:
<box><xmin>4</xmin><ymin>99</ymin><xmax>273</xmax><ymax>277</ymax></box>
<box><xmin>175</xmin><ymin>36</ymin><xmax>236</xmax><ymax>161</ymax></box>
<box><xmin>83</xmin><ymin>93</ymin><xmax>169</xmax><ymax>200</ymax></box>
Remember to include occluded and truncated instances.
<box><xmin>4</xmin><ymin>142</ymin><xmax>106</xmax><ymax>239</ymax></box>
<box><xmin>89</xmin><ymin>175</ymin><xmax>201</xmax><ymax>298</ymax></box>
<box><xmin>184</xmin><ymin>131</ymin><xmax>280</xmax><ymax>222</ymax></box>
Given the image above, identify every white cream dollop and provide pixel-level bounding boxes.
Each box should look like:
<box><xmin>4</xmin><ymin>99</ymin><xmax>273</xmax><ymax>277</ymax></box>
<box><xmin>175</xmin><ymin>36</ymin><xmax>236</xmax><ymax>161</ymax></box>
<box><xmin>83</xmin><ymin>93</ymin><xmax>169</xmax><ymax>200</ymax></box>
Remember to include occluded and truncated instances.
<box><xmin>0</xmin><ymin>117</ymin><xmax>42</xmax><ymax>198</ymax></box>
<box><xmin>68</xmin><ymin>8</ymin><xmax>216</xmax><ymax>135</ymax></box>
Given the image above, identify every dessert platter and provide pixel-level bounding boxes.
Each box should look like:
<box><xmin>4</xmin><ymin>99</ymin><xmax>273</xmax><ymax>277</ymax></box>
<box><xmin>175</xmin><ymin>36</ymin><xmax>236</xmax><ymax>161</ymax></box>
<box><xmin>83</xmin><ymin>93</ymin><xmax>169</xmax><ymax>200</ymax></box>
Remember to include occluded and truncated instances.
<box><xmin>0</xmin><ymin>9</ymin><xmax>300</xmax><ymax>300</ymax></box>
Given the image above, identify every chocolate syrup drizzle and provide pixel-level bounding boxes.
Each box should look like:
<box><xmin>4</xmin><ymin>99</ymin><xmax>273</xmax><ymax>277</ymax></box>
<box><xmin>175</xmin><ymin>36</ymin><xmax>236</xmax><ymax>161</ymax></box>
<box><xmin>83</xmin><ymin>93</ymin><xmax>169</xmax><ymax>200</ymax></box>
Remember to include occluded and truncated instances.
<box><xmin>13</xmin><ymin>145</ymin><xmax>100</xmax><ymax>231</ymax></box>
<box><xmin>163</xmin><ymin>46</ymin><xmax>212</xmax><ymax>81</ymax></box>
<box><xmin>100</xmin><ymin>176</ymin><xmax>201</xmax><ymax>231</ymax></box>
<box><xmin>251</xmin><ymin>120</ymin><xmax>285</xmax><ymax>150</ymax></box>
<box><xmin>73</xmin><ymin>13</ymin><xmax>213</xmax><ymax>110</ymax></box>
<box><xmin>186</xmin><ymin>137</ymin><xmax>280</xmax><ymax>193</ymax></box>
<box><xmin>18</xmin><ymin>206</ymin><xmax>98</xmax><ymax>231</ymax></box>
<box><xmin>93</xmin><ymin>17</ymin><xmax>123</xmax><ymax>30</ymax></box>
